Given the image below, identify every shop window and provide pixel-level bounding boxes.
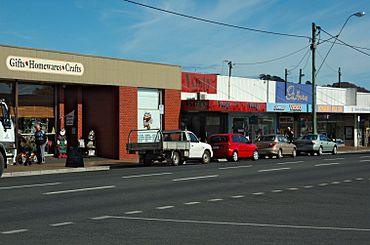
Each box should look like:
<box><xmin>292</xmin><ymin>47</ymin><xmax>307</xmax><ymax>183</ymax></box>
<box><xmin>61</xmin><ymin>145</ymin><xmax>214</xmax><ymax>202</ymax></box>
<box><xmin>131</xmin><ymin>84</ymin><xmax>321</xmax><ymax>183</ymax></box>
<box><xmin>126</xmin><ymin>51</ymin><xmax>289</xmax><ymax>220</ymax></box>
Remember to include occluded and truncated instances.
<box><xmin>0</xmin><ymin>81</ymin><xmax>15</xmax><ymax>117</ymax></box>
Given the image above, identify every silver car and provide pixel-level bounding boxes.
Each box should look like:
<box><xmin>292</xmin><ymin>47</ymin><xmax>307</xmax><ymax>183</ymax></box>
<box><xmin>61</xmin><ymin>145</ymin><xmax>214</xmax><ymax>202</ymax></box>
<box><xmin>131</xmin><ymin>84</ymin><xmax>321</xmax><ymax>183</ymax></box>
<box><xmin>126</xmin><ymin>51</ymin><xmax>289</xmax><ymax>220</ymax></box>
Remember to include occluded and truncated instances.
<box><xmin>256</xmin><ymin>134</ymin><xmax>297</xmax><ymax>158</ymax></box>
<box><xmin>295</xmin><ymin>134</ymin><xmax>338</xmax><ymax>156</ymax></box>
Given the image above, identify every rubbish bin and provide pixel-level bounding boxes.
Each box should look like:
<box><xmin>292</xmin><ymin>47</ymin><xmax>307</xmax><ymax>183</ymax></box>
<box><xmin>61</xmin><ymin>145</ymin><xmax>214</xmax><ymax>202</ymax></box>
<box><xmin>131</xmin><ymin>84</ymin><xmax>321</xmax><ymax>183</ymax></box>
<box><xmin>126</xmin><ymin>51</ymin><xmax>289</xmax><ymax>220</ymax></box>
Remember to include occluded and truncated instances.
<box><xmin>65</xmin><ymin>147</ymin><xmax>84</xmax><ymax>167</ymax></box>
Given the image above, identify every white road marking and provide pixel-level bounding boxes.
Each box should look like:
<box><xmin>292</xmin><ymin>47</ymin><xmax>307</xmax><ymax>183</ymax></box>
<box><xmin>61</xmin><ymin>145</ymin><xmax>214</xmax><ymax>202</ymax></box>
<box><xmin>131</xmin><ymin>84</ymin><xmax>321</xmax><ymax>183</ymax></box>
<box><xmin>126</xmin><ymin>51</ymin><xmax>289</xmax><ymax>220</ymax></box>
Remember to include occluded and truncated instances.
<box><xmin>359</xmin><ymin>156</ymin><xmax>370</xmax><ymax>158</ymax></box>
<box><xmin>277</xmin><ymin>161</ymin><xmax>303</xmax><ymax>165</ymax></box>
<box><xmin>331</xmin><ymin>181</ymin><xmax>341</xmax><ymax>185</ymax></box>
<box><xmin>318</xmin><ymin>183</ymin><xmax>329</xmax><ymax>187</ymax></box>
<box><xmin>125</xmin><ymin>211</ymin><xmax>143</xmax><ymax>215</ymax></box>
<box><xmin>359</xmin><ymin>160</ymin><xmax>370</xmax><ymax>162</ymax></box>
<box><xmin>172</xmin><ymin>175</ymin><xmax>219</xmax><ymax>182</ymax></box>
<box><xmin>231</xmin><ymin>195</ymin><xmax>245</xmax><ymax>199</ymax></box>
<box><xmin>1</xmin><ymin>229</ymin><xmax>29</xmax><ymax>234</ymax></box>
<box><xmin>323</xmin><ymin>158</ymin><xmax>344</xmax><ymax>161</ymax></box>
<box><xmin>218</xmin><ymin>165</ymin><xmax>252</xmax><ymax>170</ymax></box>
<box><xmin>314</xmin><ymin>162</ymin><xmax>340</xmax><ymax>167</ymax></box>
<box><xmin>156</xmin><ymin>206</ymin><xmax>175</xmax><ymax>210</ymax></box>
<box><xmin>122</xmin><ymin>172</ymin><xmax>172</xmax><ymax>179</ymax></box>
<box><xmin>90</xmin><ymin>216</ymin><xmax>112</xmax><ymax>220</ymax></box>
<box><xmin>0</xmin><ymin>182</ymin><xmax>61</xmax><ymax>190</ymax></box>
<box><xmin>50</xmin><ymin>222</ymin><xmax>74</xmax><ymax>227</ymax></box>
<box><xmin>252</xmin><ymin>192</ymin><xmax>265</xmax><ymax>196</ymax></box>
<box><xmin>258</xmin><ymin>167</ymin><xmax>290</xmax><ymax>173</ymax></box>
<box><xmin>110</xmin><ymin>216</ymin><xmax>370</xmax><ymax>232</ymax></box>
<box><xmin>43</xmin><ymin>185</ymin><xmax>115</xmax><ymax>195</ymax></box>
<box><xmin>343</xmin><ymin>179</ymin><xmax>353</xmax><ymax>183</ymax></box>
<box><xmin>208</xmin><ymin>198</ymin><xmax>223</xmax><ymax>202</ymax></box>
<box><xmin>184</xmin><ymin>202</ymin><xmax>200</xmax><ymax>205</ymax></box>
<box><xmin>304</xmin><ymin>185</ymin><xmax>314</xmax><ymax>189</ymax></box>
<box><xmin>355</xmin><ymin>178</ymin><xmax>364</xmax><ymax>181</ymax></box>
<box><xmin>271</xmin><ymin>189</ymin><xmax>283</xmax><ymax>193</ymax></box>
<box><xmin>287</xmin><ymin>187</ymin><xmax>299</xmax><ymax>191</ymax></box>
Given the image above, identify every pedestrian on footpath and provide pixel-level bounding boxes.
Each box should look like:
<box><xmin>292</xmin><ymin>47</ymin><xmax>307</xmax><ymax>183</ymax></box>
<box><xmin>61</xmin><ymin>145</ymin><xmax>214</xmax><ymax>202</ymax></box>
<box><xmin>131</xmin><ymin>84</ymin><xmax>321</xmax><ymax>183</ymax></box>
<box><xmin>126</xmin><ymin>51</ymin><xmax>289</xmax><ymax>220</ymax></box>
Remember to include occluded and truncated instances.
<box><xmin>34</xmin><ymin>123</ymin><xmax>48</xmax><ymax>164</ymax></box>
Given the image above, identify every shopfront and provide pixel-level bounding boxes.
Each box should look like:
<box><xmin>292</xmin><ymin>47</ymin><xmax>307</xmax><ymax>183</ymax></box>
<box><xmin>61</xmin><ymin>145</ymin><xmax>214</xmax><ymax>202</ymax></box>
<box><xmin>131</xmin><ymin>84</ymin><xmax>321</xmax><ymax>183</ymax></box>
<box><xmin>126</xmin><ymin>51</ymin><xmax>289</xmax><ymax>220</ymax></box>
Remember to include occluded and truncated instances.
<box><xmin>0</xmin><ymin>44</ymin><xmax>181</xmax><ymax>161</ymax></box>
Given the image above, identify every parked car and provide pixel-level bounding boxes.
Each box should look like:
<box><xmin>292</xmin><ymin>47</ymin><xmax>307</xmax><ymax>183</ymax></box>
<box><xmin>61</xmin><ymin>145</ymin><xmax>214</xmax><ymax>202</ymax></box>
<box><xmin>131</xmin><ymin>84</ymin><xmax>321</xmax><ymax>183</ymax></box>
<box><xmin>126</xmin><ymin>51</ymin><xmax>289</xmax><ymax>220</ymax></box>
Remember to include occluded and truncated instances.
<box><xmin>295</xmin><ymin>134</ymin><xmax>337</xmax><ymax>155</ymax></box>
<box><xmin>209</xmin><ymin>133</ymin><xmax>259</xmax><ymax>162</ymax></box>
<box><xmin>255</xmin><ymin>134</ymin><xmax>297</xmax><ymax>158</ymax></box>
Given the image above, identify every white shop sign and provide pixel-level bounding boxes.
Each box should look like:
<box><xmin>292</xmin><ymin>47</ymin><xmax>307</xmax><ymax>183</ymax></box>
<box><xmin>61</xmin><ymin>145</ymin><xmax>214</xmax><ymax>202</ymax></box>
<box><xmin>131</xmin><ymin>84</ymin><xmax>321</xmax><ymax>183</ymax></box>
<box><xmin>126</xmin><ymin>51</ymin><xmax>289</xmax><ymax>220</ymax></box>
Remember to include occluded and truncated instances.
<box><xmin>138</xmin><ymin>89</ymin><xmax>161</xmax><ymax>143</ymax></box>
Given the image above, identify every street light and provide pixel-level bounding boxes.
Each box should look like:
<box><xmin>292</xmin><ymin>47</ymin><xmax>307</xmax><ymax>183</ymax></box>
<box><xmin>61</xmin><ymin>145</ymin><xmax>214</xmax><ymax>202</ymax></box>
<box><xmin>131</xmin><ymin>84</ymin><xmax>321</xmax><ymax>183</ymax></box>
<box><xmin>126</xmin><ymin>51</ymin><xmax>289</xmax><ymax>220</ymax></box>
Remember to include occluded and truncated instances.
<box><xmin>311</xmin><ymin>11</ymin><xmax>365</xmax><ymax>134</ymax></box>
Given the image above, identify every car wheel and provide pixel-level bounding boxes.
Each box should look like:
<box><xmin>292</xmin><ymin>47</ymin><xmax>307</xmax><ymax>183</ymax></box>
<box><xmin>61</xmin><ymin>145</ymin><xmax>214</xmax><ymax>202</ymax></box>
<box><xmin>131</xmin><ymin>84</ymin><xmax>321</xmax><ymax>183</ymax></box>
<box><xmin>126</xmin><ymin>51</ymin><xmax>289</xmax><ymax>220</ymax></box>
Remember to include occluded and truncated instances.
<box><xmin>171</xmin><ymin>151</ymin><xmax>180</xmax><ymax>166</ymax></box>
<box><xmin>317</xmin><ymin>147</ymin><xmax>323</xmax><ymax>156</ymax></box>
<box><xmin>201</xmin><ymin>151</ymin><xmax>211</xmax><ymax>164</ymax></box>
<box><xmin>231</xmin><ymin>151</ymin><xmax>239</xmax><ymax>162</ymax></box>
<box><xmin>0</xmin><ymin>153</ymin><xmax>4</xmax><ymax>178</ymax></box>
<box><xmin>332</xmin><ymin>146</ymin><xmax>337</xmax><ymax>155</ymax></box>
<box><xmin>292</xmin><ymin>148</ymin><xmax>296</xmax><ymax>158</ymax></box>
<box><xmin>252</xmin><ymin>150</ymin><xmax>259</xmax><ymax>161</ymax></box>
<box><xmin>277</xmin><ymin>149</ymin><xmax>283</xmax><ymax>159</ymax></box>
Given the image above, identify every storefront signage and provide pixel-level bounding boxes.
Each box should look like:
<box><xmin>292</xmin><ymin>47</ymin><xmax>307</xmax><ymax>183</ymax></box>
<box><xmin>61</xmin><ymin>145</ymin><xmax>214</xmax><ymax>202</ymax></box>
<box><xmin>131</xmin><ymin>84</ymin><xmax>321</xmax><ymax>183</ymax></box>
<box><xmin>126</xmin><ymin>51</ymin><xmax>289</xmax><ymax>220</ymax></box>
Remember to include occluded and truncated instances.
<box><xmin>182</xmin><ymin>100</ymin><xmax>266</xmax><ymax>112</ymax></box>
<box><xmin>344</xmin><ymin>106</ymin><xmax>370</xmax><ymax>113</ymax></box>
<box><xmin>276</xmin><ymin>82</ymin><xmax>312</xmax><ymax>104</ymax></box>
<box><xmin>6</xmin><ymin>56</ymin><xmax>84</xmax><ymax>76</ymax></box>
<box><xmin>182</xmin><ymin>72</ymin><xmax>217</xmax><ymax>94</ymax></box>
<box><xmin>267</xmin><ymin>103</ymin><xmax>311</xmax><ymax>113</ymax></box>
<box><xmin>317</xmin><ymin>105</ymin><xmax>344</xmax><ymax>113</ymax></box>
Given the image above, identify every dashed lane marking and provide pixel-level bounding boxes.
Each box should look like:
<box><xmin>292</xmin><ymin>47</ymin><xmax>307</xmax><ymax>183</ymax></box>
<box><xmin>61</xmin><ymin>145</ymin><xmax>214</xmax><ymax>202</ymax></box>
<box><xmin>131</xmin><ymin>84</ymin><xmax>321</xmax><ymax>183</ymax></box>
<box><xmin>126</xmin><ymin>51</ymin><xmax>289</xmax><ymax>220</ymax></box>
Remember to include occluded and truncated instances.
<box><xmin>271</xmin><ymin>190</ymin><xmax>283</xmax><ymax>193</ymax></box>
<box><xmin>109</xmin><ymin>216</ymin><xmax>370</xmax><ymax>232</ymax></box>
<box><xmin>252</xmin><ymin>192</ymin><xmax>265</xmax><ymax>196</ymax></box>
<box><xmin>314</xmin><ymin>163</ymin><xmax>340</xmax><ymax>167</ymax></box>
<box><xmin>122</xmin><ymin>172</ymin><xmax>172</xmax><ymax>179</ymax></box>
<box><xmin>355</xmin><ymin>178</ymin><xmax>364</xmax><ymax>181</ymax></box>
<box><xmin>231</xmin><ymin>195</ymin><xmax>245</xmax><ymax>199</ymax></box>
<box><xmin>125</xmin><ymin>211</ymin><xmax>143</xmax><ymax>215</ymax></box>
<box><xmin>258</xmin><ymin>167</ymin><xmax>290</xmax><ymax>173</ymax></box>
<box><xmin>172</xmin><ymin>175</ymin><xmax>219</xmax><ymax>182</ymax></box>
<box><xmin>323</xmin><ymin>158</ymin><xmax>344</xmax><ymax>161</ymax></box>
<box><xmin>50</xmin><ymin>222</ymin><xmax>74</xmax><ymax>227</ymax></box>
<box><xmin>1</xmin><ymin>229</ymin><xmax>29</xmax><ymax>234</ymax></box>
<box><xmin>360</xmin><ymin>160</ymin><xmax>370</xmax><ymax>162</ymax></box>
<box><xmin>359</xmin><ymin>156</ymin><xmax>370</xmax><ymax>158</ymax></box>
<box><xmin>277</xmin><ymin>161</ymin><xmax>303</xmax><ymax>165</ymax></box>
<box><xmin>184</xmin><ymin>202</ymin><xmax>200</xmax><ymax>205</ymax></box>
<box><xmin>344</xmin><ymin>180</ymin><xmax>353</xmax><ymax>183</ymax></box>
<box><xmin>43</xmin><ymin>185</ymin><xmax>116</xmax><ymax>195</ymax></box>
<box><xmin>318</xmin><ymin>183</ymin><xmax>329</xmax><ymax>187</ymax></box>
<box><xmin>287</xmin><ymin>187</ymin><xmax>299</xmax><ymax>191</ymax></box>
<box><xmin>90</xmin><ymin>216</ymin><xmax>112</xmax><ymax>220</ymax></box>
<box><xmin>331</xmin><ymin>181</ymin><xmax>341</xmax><ymax>185</ymax></box>
<box><xmin>304</xmin><ymin>185</ymin><xmax>314</xmax><ymax>189</ymax></box>
<box><xmin>0</xmin><ymin>182</ymin><xmax>61</xmax><ymax>190</ymax></box>
<box><xmin>208</xmin><ymin>198</ymin><xmax>223</xmax><ymax>202</ymax></box>
<box><xmin>218</xmin><ymin>165</ymin><xmax>252</xmax><ymax>170</ymax></box>
<box><xmin>156</xmin><ymin>206</ymin><xmax>175</xmax><ymax>210</ymax></box>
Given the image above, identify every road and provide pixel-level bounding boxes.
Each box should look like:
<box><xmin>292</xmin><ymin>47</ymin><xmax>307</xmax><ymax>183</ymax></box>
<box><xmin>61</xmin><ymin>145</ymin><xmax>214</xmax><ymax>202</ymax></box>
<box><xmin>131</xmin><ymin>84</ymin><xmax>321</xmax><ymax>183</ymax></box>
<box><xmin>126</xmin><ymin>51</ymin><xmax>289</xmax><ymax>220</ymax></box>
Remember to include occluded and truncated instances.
<box><xmin>1</xmin><ymin>153</ymin><xmax>370</xmax><ymax>244</ymax></box>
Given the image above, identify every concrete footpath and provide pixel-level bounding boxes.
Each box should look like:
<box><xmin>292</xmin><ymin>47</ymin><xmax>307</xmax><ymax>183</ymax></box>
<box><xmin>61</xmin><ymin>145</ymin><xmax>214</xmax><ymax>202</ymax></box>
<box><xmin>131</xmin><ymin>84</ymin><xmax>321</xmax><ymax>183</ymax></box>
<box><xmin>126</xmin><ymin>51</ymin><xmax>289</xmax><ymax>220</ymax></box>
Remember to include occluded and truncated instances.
<box><xmin>2</xmin><ymin>146</ymin><xmax>370</xmax><ymax>178</ymax></box>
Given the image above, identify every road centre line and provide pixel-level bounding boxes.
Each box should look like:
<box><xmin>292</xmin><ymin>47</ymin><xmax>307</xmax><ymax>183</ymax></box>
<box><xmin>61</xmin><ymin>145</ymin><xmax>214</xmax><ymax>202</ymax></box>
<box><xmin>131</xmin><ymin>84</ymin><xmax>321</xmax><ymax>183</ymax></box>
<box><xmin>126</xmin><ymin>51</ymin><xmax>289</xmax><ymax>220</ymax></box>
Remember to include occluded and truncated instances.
<box><xmin>355</xmin><ymin>178</ymin><xmax>364</xmax><ymax>181</ymax></box>
<box><xmin>122</xmin><ymin>172</ymin><xmax>172</xmax><ymax>179</ymax></box>
<box><xmin>258</xmin><ymin>167</ymin><xmax>290</xmax><ymax>173</ymax></box>
<box><xmin>43</xmin><ymin>185</ymin><xmax>116</xmax><ymax>195</ymax></box>
<box><xmin>156</xmin><ymin>206</ymin><xmax>174</xmax><ymax>210</ymax></box>
<box><xmin>50</xmin><ymin>222</ymin><xmax>74</xmax><ymax>227</ymax></box>
<box><xmin>218</xmin><ymin>165</ymin><xmax>252</xmax><ymax>170</ymax></box>
<box><xmin>109</xmin><ymin>216</ymin><xmax>370</xmax><ymax>232</ymax></box>
<box><xmin>1</xmin><ymin>229</ymin><xmax>29</xmax><ymax>234</ymax></box>
<box><xmin>125</xmin><ymin>211</ymin><xmax>143</xmax><ymax>215</ymax></box>
<box><xmin>271</xmin><ymin>189</ymin><xmax>283</xmax><ymax>193</ymax></box>
<box><xmin>0</xmin><ymin>182</ymin><xmax>61</xmax><ymax>190</ymax></box>
<box><xmin>287</xmin><ymin>187</ymin><xmax>299</xmax><ymax>191</ymax></box>
<box><xmin>172</xmin><ymin>175</ymin><xmax>218</xmax><ymax>182</ymax></box>
<box><xmin>208</xmin><ymin>198</ymin><xmax>223</xmax><ymax>202</ymax></box>
<box><xmin>360</xmin><ymin>159</ymin><xmax>370</xmax><ymax>162</ymax></box>
<box><xmin>304</xmin><ymin>185</ymin><xmax>314</xmax><ymax>189</ymax></box>
<box><xmin>314</xmin><ymin>162</ymin><xmax>340</xmax><ymax>167</ymax></box>
<box><xmin>331</xmin><ymin>181</ymin><xmax>341</xmax><ymax>185</ymax></box>
<box><xmin>359</xmin><ymin>156</ymin><xmax>370</xmax><ymax>158</ymax></box>
<box><xmin>277</xmin><ymin>161</ymin><xmax>303</xmax><ymax>165</ymax></box>
<box><xmin>184</xmin><ymin>202</ymin><xmax>200</xmax><ymax>205</ymax></box>
<box><xmin>318</xmin><ymin>183</ymin><xmax>329</xmax><ymax>186</ymax></box>
<box><xmin>231</xmin><ymin>195</ymin><xmax>245</xmax><ymax>199</ymax></box>
<box><xmin>343</xmin><ymin>180</ymin><xmax>352</xmax><ymax>183</ymax></box>
<box><xmin>323</xmin><ymin>158</ymin><xmax>344</xmax><ymax>161</ymax></box>
<box><xmin>252</xmin><ymin>192</ymin><xmax>265</xmax><ymax>196</ymax></box>
<box><xmin>90</xmin><ymin>216</ymin><xmax>112</xmax><ymax>220</ymax></box>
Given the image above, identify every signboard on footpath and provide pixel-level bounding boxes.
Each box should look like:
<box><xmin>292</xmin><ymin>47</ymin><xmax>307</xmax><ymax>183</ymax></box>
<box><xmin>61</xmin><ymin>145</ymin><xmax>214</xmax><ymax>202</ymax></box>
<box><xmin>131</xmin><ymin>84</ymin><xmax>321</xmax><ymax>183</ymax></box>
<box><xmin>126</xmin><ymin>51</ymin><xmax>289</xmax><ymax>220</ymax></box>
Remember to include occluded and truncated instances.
<box><xmin>267</xmin><ymin>103</ymin><xmax>312</xmax><ymax>113</ymax></box>
<box><xmin>181</xmin><ymin>100</ymin><xmax>266</xmax><ymax>112</ymax></box>
<box><xmin>275</xmin><ymin>82</ymin><xmax>312</xmax><ymax>104</ymax></box>
<box><xmin>181</xmin><ymin>72</ymin><xmax>217</xmax><ymax>94</ymax></box>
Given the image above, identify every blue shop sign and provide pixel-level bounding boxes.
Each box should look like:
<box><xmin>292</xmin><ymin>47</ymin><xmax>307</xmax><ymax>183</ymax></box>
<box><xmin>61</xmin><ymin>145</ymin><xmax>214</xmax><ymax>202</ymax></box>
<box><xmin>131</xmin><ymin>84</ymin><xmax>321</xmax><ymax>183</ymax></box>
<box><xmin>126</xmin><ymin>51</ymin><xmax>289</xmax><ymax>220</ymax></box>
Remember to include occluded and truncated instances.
<box><xmin>276</xmin><ymin>82</ymin><xmax>312</xmax><ymax>104</ymax></box>
<box><xmin>267</xmin><ymin>103</ymin><xmax>312</xmax><ymax>113</ymax></box>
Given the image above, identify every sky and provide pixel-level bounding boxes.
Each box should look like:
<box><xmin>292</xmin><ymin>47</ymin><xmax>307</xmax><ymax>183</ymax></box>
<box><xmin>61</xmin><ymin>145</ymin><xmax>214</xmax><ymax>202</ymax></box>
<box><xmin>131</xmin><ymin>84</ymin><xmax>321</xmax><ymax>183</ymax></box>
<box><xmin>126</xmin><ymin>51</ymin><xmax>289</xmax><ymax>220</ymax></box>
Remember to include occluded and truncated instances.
<box><xmin>1</xmin><ymin>0</ymin><xmax>369</xmax><ymax>88</ymax></box>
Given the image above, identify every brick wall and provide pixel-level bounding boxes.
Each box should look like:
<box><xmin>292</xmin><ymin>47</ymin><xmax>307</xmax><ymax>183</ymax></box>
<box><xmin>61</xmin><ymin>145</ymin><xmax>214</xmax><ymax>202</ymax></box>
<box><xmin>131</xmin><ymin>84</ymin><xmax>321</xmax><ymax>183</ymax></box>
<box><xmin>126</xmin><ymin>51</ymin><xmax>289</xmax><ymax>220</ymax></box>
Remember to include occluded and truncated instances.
<box><xmin>58</xmin><ymin>86</ymin><xmax>65</xmax><ymax>129</ymax></box>
<box><xmin>163</xmin><ymin>89</ymin><xmax>181</xmax><ymax>130</ymax></box>
<box><xmin>119</xmin><ymin>86</ymin><xmax>138</xmax><ymax>161</ymax></box>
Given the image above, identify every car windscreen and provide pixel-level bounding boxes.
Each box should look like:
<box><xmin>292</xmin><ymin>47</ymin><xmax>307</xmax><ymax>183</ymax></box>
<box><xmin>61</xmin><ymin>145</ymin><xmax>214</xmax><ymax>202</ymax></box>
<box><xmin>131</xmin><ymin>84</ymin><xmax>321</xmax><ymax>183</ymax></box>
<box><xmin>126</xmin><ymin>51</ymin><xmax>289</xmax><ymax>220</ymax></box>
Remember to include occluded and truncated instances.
<box><xmin>302</xmin><ymin>135</ymin><xmax>318</xmax><ymax>140</ymax></box>
<box><xmin>210</xmin><ymin>136</ymin><xmax>228</xmax><ymax>143</ymax></box>
<box><xmin>258</xmin><ymin>136</ymin><xmax>275</xmax><ymax>142</ymax></box>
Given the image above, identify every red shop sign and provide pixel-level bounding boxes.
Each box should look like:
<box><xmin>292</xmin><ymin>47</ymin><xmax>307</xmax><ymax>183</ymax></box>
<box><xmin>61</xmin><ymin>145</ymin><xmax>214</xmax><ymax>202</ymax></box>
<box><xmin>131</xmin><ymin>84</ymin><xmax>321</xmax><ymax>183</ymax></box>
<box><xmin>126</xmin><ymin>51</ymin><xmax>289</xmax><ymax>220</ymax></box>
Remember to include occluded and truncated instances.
<box><xmin>182</xmin><ymin>72</ymin><xmax>217</xmax><ymax>94</ymax></box>
<box><xmin>182</xmin><ymin>100</ymin><xmax>266</xmax><ymax>112</ymax></box>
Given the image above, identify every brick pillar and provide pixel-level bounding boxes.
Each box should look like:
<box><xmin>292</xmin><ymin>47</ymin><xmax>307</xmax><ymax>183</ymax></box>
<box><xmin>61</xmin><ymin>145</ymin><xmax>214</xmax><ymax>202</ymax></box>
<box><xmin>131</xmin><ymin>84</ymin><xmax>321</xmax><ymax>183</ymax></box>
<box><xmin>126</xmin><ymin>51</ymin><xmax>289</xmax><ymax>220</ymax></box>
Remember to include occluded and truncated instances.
<box><xmin>163</xmin><ymin>89</ymin><xmax>181</xmax><ymax>130</ymax></box>
<box><xmin>77</xmin><ymin>86</ymin><xmax>83</xmax><ymax>140</ymax></box>
<box><xmin>119</xmin><ymin>86</ymin><xmax>138</xmax><ymax>161</ymax></box>
<box><xmin>58</xmin><ymin>86</ymin><xmax>65</xmax><ymax>129</ymax></box>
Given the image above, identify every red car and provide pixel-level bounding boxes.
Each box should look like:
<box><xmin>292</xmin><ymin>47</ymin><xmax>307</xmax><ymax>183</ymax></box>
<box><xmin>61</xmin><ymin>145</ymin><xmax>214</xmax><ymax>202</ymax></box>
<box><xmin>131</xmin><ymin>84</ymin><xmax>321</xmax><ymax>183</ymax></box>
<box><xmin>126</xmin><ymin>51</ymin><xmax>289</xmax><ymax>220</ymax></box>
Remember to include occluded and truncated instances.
<box><xmin>209</xmin><ymin>133</ymin><xmax>259</xmax><ymax>162</ymax></box>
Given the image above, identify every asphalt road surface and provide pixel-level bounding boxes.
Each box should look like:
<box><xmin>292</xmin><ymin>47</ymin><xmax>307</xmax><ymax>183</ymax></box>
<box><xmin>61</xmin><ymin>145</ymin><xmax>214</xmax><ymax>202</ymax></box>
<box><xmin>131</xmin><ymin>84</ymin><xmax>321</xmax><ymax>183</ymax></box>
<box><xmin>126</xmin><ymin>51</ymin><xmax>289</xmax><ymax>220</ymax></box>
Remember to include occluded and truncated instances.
<box><xmin>1</xmin><ymin>153</ymin><xmax>370</xmax><ymax>244</ymax></box>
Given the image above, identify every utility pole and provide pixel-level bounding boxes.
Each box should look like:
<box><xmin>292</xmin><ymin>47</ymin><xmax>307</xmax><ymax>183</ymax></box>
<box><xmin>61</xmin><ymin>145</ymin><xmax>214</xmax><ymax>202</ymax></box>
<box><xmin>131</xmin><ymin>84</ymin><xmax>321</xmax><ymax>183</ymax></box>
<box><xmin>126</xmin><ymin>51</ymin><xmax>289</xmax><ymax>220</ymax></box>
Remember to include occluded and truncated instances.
<box><xmin>227</xmin><ymin>61</ymin><xmax>233</xmax><ymax>100</ymax></box>
<box><xmin>338</xmin><ymin>67</ymin><xmax>342</xmax><ymax>88</ymax></box>
<box><xmin>311</xmin><ymin>22</ymin><xmax>317</xmax><ymax>134</ymax></box>
<box><xmin>299</xmin><ymin>69</ymin><xmax>304</xmax><ymax>84</ymax></box>
<box><xmin>284</xmin><ymin>68</ymin><xmax>288</xmax><ymax>96</ymax></box>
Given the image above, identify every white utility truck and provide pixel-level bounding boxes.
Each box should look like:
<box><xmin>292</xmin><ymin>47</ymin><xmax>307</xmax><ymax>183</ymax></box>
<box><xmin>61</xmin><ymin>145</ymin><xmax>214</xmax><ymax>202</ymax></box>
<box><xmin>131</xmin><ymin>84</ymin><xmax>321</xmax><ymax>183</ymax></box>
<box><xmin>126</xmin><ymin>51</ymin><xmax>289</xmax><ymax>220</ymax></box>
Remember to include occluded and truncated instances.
<box><xmin>0</xmin><ymin>99</ymin><xmax>16</xmax><ymax>177</ymax></box>
<box><xmin>126</xmin><ymin>129</ymin><xmax>213</xmax><ymax>166</ymax></box>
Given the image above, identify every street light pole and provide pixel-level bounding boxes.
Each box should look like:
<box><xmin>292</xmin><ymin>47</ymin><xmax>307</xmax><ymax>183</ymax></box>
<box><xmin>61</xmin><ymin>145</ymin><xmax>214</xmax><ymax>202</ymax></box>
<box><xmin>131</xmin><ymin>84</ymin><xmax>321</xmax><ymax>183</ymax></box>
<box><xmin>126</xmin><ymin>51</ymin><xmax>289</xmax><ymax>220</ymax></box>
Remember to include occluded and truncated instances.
<box><xmin>311</xmin><ymin>22</ymin><xmax>317</xmax><ymax>134</ymax></box>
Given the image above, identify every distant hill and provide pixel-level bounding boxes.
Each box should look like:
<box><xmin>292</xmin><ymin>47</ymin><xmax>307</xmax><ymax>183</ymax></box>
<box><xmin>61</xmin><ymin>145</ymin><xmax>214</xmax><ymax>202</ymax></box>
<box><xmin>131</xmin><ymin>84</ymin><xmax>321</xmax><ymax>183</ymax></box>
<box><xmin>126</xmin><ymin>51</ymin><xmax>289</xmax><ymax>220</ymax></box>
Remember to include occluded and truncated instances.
<box><xmin>326</xmin><ymin>82</ymin><xmax>369</xmax><ymax>92</ymax></box>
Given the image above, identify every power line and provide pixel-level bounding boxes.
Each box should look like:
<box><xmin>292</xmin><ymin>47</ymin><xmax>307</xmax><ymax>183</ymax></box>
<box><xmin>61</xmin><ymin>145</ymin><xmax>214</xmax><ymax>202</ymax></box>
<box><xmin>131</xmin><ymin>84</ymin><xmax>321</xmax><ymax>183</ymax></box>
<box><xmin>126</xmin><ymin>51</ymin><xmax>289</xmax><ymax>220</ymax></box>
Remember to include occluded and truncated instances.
<box><xmin>288</xmin><ymin>47</ymin><xmax>310</xmax><ymax>72</ymax></box>
<box><xmin>316</xmin><ymin>50</ymin><xmax>337</xmax><ymax>73</ymax></box>
<box><xmin>318</xmin><ymin>39</ymin><xmax>370</xmax><ymax>51</ymax></box>
<box><xmin>122</xmin><ymin>0</ymin><xmax>310</xmax><ymax>40</ymax></box>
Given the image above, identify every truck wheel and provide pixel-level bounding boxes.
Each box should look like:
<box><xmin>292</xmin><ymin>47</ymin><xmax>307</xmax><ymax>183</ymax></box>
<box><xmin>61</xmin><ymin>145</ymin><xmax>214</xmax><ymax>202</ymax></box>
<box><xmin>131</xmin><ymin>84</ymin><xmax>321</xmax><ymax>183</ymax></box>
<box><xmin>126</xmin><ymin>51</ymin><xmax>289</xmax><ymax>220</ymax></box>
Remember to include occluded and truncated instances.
<box><xmin>0</xmin><ymin>153</ymin><xmax>4</xmax><ymax>178</ymax></box>
<box><xmin>201</xmin><ymin>151</ymin><xmax>211</xmax><ymax>164</ymax></box>
<box><xmin>171</xmin><ymin>151</ymin><xmax>181</xmax><ymax>166</ymax></box>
